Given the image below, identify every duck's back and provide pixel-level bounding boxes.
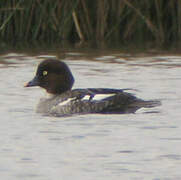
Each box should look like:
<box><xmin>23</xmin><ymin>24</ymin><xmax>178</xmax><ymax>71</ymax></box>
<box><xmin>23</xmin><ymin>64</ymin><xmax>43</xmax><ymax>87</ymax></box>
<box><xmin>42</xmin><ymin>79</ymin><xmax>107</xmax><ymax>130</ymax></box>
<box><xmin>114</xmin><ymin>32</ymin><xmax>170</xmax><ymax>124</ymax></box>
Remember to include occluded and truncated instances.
<box><xmin>36</xmin><ymin>88</ymin><xmax>160</xmax><ymax>116</ymax></box>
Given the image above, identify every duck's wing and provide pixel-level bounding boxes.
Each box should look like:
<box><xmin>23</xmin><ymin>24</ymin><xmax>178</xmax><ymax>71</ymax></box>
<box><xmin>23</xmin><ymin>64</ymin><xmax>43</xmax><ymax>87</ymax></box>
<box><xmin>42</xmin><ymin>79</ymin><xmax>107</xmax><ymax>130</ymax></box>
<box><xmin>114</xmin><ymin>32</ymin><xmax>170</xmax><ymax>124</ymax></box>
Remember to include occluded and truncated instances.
<box><xmin>69</xmin><ymin>88</ymin><xmax>140</xmax><ymax>113</ymax></box>
<box><xmin>74</xmin><ymin>88</ymin><xmax>161</xmax><ymax>114</ymax></box>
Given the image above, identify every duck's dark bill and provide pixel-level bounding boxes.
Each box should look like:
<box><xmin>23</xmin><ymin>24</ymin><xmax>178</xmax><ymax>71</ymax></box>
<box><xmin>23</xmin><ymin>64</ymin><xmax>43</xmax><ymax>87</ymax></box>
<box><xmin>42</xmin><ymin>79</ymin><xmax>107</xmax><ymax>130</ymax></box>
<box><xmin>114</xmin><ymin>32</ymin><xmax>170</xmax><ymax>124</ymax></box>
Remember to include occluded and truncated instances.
<box><xmin>25</xmin><ymin>76</ymin><xmax>39</xmax><ymax>87</ymax></box>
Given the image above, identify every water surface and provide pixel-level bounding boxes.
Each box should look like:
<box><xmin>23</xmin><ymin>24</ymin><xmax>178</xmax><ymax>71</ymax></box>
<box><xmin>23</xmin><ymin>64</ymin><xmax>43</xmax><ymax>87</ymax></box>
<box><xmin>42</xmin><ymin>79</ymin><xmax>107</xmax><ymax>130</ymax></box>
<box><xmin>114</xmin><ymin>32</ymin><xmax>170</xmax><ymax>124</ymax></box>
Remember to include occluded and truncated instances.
<box><xmin>0</xmin><ymin>51</ymin><xmax>180</xmax><ymax>179</ymax></box>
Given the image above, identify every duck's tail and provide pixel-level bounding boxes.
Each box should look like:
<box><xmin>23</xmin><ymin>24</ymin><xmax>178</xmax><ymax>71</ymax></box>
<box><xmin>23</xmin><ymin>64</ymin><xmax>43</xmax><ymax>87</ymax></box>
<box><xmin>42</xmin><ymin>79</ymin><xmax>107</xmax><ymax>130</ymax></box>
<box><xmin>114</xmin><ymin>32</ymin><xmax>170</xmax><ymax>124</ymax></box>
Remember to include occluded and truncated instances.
<box><xmin>135</xmin><ymin>99</ymin><xmax>161</xmax><ymax>109</ymax></box>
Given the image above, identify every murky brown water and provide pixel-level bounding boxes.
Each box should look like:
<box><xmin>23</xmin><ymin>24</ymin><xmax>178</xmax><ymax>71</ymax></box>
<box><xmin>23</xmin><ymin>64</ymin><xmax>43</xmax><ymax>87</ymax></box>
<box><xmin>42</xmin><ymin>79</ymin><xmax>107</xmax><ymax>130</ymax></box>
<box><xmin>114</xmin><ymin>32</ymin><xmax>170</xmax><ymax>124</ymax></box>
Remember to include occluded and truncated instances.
<box><xmin>0</xmin><ymin>51</ymin><xmax>181</xmax><ymax>179</ymax></box>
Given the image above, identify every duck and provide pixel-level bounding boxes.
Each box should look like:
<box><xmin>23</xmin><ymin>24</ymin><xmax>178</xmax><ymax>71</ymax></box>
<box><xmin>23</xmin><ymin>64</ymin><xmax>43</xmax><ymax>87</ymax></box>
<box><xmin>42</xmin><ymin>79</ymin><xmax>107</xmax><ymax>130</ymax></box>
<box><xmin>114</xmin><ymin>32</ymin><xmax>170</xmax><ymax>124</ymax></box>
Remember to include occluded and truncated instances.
<box><xmin>25</xmin><ymin>58</ymin><xmax>160</xmax><ymax>117</ymax></box>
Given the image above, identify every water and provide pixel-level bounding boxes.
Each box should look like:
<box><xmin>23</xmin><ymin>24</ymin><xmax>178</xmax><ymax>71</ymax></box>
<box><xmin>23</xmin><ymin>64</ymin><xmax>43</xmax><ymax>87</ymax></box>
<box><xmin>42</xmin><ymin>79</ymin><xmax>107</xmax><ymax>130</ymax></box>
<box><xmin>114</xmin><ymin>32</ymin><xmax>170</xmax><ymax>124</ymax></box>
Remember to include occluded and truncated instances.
<box><xmin>0</xmin><ymin>51</ymin><xmax>181</xmax><ymax>180</ymax></box>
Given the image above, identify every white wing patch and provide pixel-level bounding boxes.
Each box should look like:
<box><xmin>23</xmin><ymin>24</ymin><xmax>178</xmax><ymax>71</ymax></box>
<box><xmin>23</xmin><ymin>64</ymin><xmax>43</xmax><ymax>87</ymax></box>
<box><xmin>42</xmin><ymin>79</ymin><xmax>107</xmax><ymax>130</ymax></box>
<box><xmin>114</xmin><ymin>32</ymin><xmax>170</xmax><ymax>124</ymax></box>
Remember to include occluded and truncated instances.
<box><xmin>58</xmin><ymin>97</ymin><xmax>76</xmax><ymax>106</ymax></box>
<box><xmin>82</xmin><ymin>95</ymin><xmax>91</xmax><ymax>101</ymax></box>
<box><xmin>82</xmin><ymin>94</ymin><xmax>115</xmax><ymax>101</ymax></box>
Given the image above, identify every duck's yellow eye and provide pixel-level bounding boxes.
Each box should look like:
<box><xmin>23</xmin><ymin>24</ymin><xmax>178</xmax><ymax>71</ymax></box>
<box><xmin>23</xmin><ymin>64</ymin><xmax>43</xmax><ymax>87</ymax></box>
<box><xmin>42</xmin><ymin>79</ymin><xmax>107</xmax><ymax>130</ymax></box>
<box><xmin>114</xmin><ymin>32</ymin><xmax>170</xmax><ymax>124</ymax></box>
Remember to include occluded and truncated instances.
<box><xmin>43</xmin><ymin>71</ymin><xmax>48</xmax><ymax>76</ymax></box>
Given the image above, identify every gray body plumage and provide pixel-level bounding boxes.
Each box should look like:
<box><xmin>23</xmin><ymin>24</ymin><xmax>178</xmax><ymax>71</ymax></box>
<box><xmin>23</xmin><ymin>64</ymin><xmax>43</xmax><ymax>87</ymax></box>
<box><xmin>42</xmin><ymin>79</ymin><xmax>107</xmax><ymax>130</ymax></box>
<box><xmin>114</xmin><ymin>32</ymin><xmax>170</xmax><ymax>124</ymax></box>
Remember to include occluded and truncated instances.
<box><xmin>36</xmin><ymin>88</ymin><xmax>160</xmax><ymax>117</ymax></box>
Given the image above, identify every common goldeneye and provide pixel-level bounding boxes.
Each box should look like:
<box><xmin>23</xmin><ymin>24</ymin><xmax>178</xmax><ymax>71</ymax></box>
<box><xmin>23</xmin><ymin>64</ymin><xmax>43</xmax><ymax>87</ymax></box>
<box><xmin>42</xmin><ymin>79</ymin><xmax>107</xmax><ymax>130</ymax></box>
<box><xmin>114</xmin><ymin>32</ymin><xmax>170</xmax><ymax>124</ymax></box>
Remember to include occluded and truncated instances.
<box><xmin>25</xmin><ymin>59</ymin><xmax>160</xmax><ymax>116</ymax></box>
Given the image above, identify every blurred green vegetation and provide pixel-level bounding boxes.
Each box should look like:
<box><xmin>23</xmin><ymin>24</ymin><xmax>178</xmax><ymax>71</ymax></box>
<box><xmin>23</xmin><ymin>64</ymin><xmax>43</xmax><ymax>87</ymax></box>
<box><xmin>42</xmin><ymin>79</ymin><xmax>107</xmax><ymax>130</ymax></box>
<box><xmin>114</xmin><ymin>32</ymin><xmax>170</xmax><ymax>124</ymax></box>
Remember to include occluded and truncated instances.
<box><xmin>0</xmin><ymin>0</ymin><xmax>180</xmax><ymax>49</ymax></box>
